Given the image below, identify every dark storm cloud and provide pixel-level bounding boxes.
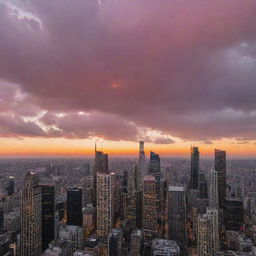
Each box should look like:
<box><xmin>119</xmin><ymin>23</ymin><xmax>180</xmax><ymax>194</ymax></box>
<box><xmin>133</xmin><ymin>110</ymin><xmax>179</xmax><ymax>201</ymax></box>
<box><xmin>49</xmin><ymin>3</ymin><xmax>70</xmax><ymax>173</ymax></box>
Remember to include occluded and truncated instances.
<box><xmin>0</xmin><ymin>0</ymin><xmax>256</xmax><ymax>141</ymax></box>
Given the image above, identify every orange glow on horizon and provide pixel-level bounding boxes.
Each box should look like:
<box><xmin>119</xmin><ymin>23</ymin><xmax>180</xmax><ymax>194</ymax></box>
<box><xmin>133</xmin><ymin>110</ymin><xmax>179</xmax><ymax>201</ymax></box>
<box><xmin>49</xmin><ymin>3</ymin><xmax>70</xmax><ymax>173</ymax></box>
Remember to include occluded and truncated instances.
<box><xmin>0</xmin><ymin>137</ymin><xmax>255</xmax><ymax>158</ymax></box>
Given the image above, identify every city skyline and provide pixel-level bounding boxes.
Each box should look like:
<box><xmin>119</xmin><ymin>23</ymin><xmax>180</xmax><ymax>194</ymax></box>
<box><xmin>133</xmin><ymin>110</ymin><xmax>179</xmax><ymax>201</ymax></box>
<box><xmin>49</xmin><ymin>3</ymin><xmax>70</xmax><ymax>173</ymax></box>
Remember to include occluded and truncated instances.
<box><xmin>0</xmin><ymin>0</ymin><xmax>256</xmax><ymax>158</ymax></box>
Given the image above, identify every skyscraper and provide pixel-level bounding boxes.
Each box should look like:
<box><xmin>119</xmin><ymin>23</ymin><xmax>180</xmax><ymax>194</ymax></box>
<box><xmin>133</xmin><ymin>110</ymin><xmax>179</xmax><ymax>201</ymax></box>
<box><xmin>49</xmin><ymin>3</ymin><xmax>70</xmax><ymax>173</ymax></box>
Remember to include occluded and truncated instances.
<box><xmin>40</xmin><ymin>184</ymin><xmax>55</xmax><ymax>252</ymax></box>
<box><xmin>190</xmin><ymin>147</ymin><xmax>199</xmax><ymax>190</ymax></box>
<box><xmin>130</xmin><ymin>230</ymin><xmax>144</xmax><ymax>256</ymax></box>
<box><xmin>6</xmin><ymin>176</ymin><xmax>14</xmax><ymax>196</ymax></box>
<box><xmin>148</xmin><ymin>151</ymin><xmax>161</xmax><ymax>178</ymax></box>
<box><xmin>168</xmin><ymin>186</ymin><xmax>186</xmax><ymax>253</ymax></box>
<box><xmin>208</xmin><ymin>170</ymin><xmax>219</xmax><ymax>209</ymax></box>
<box><xmin>108</xmin><ymin>228</ymin><xmax>124</xmax><ymax>256</ymax></box>
<box><xmin>96</xmin><ymin>172</ymin><xmax>115</xmax><ymax>238</ymax></box>
<box><xmin>21</xmin><ymin>171</ymin><xmax>42</xmax><ymax>256</ymax></box>
<box><xmin>143</xmin><ymin>176</ymin><xmax>158</xmax><ymax>238</ymax></box>
<box><xmin>197</xmin><ymin>208</ymin><xmax>219</xmax><ymax>256</ymax></box>
<box><xmin>67</xmin><ymin>187</ymin><xmax>83</xmax><ymax>226</ymax></box>
<box><xmin>136</xmin><ymin>141</ymin><xmax>145</xmax><ymax>191</ymax></box>
<box><xmin>215</xmin><ymin>149</ymin><xmax>226</xmax><ymax>209</ymax></box>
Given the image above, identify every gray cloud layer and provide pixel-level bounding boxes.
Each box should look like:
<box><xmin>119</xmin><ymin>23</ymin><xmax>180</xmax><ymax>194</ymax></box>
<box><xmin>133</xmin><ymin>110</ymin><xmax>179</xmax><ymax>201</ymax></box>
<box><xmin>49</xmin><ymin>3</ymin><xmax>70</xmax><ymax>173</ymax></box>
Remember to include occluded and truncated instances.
<box><xmin>0</xmin><ymin>0</ymin><xmax>256</xmax><ymax>142</ymax></box>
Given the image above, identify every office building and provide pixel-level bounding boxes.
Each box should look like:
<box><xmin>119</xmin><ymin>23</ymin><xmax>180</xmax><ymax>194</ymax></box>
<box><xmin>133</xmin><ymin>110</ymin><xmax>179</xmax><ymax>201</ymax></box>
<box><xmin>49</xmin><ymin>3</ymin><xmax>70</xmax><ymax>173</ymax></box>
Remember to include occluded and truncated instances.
<box><xmin>151</xmin><ymin>238</ymin><xmax>180</xmax><ymax>256</ymax></box>
<box><xmin>67</xmin><ymin>187</ymin><xmax>83</xmax><ymax>227</ymax></box>
<box><xmin>21</xmin><ymin>171</ymin><xmax>42</xmax><ymax>256</ymax></box>
<box><xmin>215</xmin><ymin>149</ymin><xmax>226</xmax><ymax>209</ymax></box>
<box><xmin>143</xmin><ymin>176</ymin><xmax>158</xmax><ymax>238</ymax></box>
<box><xmin>40</xmin><ymin>184</ymin><xmax>55</xmax><ymax>252</ymax></box>
<box><xmin>208</xmin><ymin>170</ymin><xmax>219</xmax><ymax>209</ymax></box>
<box><xmin>167</xmin><ymin>186</ymin><xmax>186</xmax><ymax>253</ymax></box>
<box><xmin>190</xmin><ymin>147</ymin><xmax>199</xmax><ymax>190</ymax></box>
<box><xmin>108</xmin><ymin>228</ymin><xmax>124</xmax><ymax>256</ymax></box>
<box><xmin>96</xmin><ymin>172</ymin><xmax>115</xmax><ymax>238</ymax></box>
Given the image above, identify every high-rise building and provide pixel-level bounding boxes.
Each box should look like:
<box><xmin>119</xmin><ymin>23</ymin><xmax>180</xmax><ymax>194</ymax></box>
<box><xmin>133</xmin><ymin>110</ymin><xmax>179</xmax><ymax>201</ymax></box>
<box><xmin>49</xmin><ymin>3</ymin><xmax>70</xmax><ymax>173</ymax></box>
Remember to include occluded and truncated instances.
<box><xmin>208</xmin><ymin>170</ymin><xmax>219</xmax><ymax>209</ymax></box>
<box><xmin>148</xmin><ymin>152</ymin><xmax>161</xmax><ymax>178</ymax></box>
<box><xmin>67</xmin><ymin>187</ymin><xmax>83</xmax><ymax>227</ymax></box>
<box><xmin>21</xmin><ymin>171</ymin><xmax>42</xmax><ymax>256</ymax></box>
<box><xmin>96</xmin><ymin>172</ymin><xmax>115</xmax><ymax>238</ymax></box>
<box><xmin>143</xmin><ymin>176</ymin><xmax>158</xmax><ymax>238</ymax></box>
<box><xmin>136</xmin><ymin>141</ymin><xmax>145</xmax><ymax>191</ymax></box>
<box><xmin>197</xmin><ymin>208</ymin><xmax>219</xmax><ymax>256</ymax></box>
<box><xmin>7</xmin><ymin>176</ymin><xmax>15</xmax><ymax>196</ymax></box>
<box><xmin>40</xmin><ymin>184</ymin><xmax>55</xmax><ymax>252</ymax></box>
<box><xmin>224</xmin><ymin>198</ymin><xmax>244</xmax><ymax>231</ymax></box>
<box><xmin>94</xmin><ymin>148</ymin><xmax>108</xmax><ymax>174</ymax></box>
<box><xmin>130</xmin><ymin>230</ymin><xmax>144</xmax><ymax>256</ymax></box>
<box><xmin>215</xmin><ymin>149</ymin><xmax>226</xmax><ymax>209</ymax></box>
<box><xmin>43</xmin><ymin>239</ymin><xmax>74</xmax><ymax>256</ymax></box>
<box><xmin>108</xmin><ymin>228</ymin><xmax>124</xmax><ymax>256</ymax></box>
<box><xmin>190</xmin><ymin>147</ymin><xmax>199</xmax><ymax>190</ymax></box>
<box><xmin>93</xmin><ymin>147</ymin><xmax>108</xmax><ymax>206</ymax></box>
<box><xmin>167</xmin><ymin>186</ymin><xmax>186</xmax><ymax>253</ymax></box>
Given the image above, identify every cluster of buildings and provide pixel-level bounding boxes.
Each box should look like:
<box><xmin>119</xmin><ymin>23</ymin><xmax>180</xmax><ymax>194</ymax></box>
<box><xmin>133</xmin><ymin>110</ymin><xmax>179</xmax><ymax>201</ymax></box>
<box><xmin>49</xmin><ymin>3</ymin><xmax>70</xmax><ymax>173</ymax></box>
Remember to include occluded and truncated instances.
<box><xmin>0</xmin><ymin>142</ymin><xmax>255</xmax><ymax>255</ymax></box>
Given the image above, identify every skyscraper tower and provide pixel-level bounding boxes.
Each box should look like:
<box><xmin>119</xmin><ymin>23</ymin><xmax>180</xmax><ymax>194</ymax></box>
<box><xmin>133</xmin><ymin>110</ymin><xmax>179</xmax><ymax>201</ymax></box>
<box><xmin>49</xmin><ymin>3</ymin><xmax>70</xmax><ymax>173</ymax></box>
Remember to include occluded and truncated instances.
<box><xmin>136</xmin><ymin>141</ymin><xmax>145</xmax><ymax>191</ymax></box>
<box><xmin>215</xmin><ymin>149</ymin><xmax>226</xmax><ymax>209</ymax></box>
<box><xmin>67</xmin><ymin>187</ymin><xmax>83</xmax><ymax>226</ymax></box>
<box><xmin>93</xmin><ymin>145</ymin><xmax>109</xmax><ymax>206</ymax></box>
<box><xmin>208</xmin><ymin>170</ymin><xmax>219</xmax><ymax>209</ymax></box>
<box><xmin>168</xmin><ymin>186</ymin><xmax>186</xmax><ymax>254</ymax></box>
<box><xmin>190</xmin><ymin>147</ymin><xmax>199</xmax><ymax>190</ymax></box>
<box><xmin>21</xmin><ymin>171</ymin><xmax>42</xmax><ymax>256</ymax></box>
<box><xmin>143</xmin><ymin>176</ymin><xmax>158</xmax><ymax>238</ymax></box>
<box><xmin>40</xmin><ymin>184</ymin><xmax>55</xmax><ymax>252</ymax></box>
<box><xmin>148</xmin><ymin>151</ymin><xmax>161</xmax><ymax>178</ymax></box>
<box><xmin>96</xmin><ymin>172</ymin><xmax>115</xmax><ymax>238</ymax></box>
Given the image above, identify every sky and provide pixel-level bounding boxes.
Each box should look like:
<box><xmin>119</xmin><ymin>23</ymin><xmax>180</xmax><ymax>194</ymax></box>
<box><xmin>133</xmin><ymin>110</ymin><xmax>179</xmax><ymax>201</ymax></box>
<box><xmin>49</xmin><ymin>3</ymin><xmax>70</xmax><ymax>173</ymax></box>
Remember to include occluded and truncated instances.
<box><xmin>0</xmin><ymin>0</ymin><xmax>256</xmax><ymax>158</ymax></box>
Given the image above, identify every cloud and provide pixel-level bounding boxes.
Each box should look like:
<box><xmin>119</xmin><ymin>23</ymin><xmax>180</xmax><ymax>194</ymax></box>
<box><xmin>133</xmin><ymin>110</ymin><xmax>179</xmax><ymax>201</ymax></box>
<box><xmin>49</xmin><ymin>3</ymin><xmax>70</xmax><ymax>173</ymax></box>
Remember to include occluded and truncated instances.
<box><xmin>0</xmin><ymin>0</ymin><xmax>256</xmax><ymax>142</ymax></box>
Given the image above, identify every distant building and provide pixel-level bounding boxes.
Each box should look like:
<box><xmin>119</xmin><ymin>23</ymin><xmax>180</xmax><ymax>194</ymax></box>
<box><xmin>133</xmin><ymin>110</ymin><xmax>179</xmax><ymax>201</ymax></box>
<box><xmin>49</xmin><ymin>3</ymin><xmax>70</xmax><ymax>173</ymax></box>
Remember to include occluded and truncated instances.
<box><xmin>167</xmin><ymin>186</ymin><xmax>186</xmax><ymax>253</ymax></box>
<box><xmin>6</xmin><ymin>176</ymin><xmax>15</xmax><ymax>196</ymax></box>
<box><xmin>21</xmin><ymin>171</ymin><xmax>42</xmax><ymax>256</ymax></box>
<box><xmin>40</xmin><ymin>184</ymin><xmax>55</xmax><ymax>252</ymax></box>
<box><xmin>67</xmin><ymin>187</ymin><xmax>83</xmax><ymax>227</ymax></box>
<box><xmin>190</xmin><ymin>147</ymin><xmax>199</xmax><ymax>190</ymax></box>
<box><xmin>215</xmin><ymin>149</ymin><xmax>226</xmax><ymax>209</ymax></box>
<box><xmin>151</xmin><ymin>238</ymin><xmax>180</xmax><ymax>256</ymax></box>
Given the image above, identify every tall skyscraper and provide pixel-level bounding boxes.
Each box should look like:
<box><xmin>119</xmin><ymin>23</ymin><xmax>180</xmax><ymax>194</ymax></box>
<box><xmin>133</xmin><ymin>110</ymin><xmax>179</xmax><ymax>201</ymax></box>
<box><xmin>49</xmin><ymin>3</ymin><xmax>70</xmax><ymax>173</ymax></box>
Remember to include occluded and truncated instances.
<box><xmin>148</xmin><ymin>151</ymin><xmax>161</xmax><ymax>178</ymax></box>
<box><xmin>208</xmin><ymin>170</ymin><xmax>219</xmax><ymax>209</ymax></box>
<box><xmin>168</xmin><ymin>186</ymin><xmax>186</xmax><ymax>253</ymax></box>
<box><xmin>94</xmin><ymin>148</ymin><xmax>108</xmax><ymax>174</ymax></box>
<box><xmin>93</xmin><ymin>146</ymin><xmax>109</xmax><ymax>206</ymax></box>
<box><xmin>96</xmin><ymin>172</ymin><xmax>115</xmax><ymax>238</ymax></box>
<box><xmin>136</xmin><ymin>141</ymin><xmax>145</xmax><ymax>191</ymax></box>
<box><xmin>190</xmin><ymin>147</ymin><xmax>199</xmax><ymax>190</ymax></box>
<box><xmin>21</xmin><ymin>171</ymin><xmax>42</xmax><ymax>256</ymax></box>
<box><xmin>67</xmin><ymin>187</ymin><xmax>83</xmax><ymax>226</ymax></box>
<box><xmin>143</xmin><ymin>176</ymin><xmax>158</xmax><ymax>238</ymax></box>
<box><xmin>215</xmin><ymin>149</ymin><xmax>226</xmax><ymax>209</ymax></box>
<box><xmin>40</xmin><ymin>184</ymin><xmax>55</xmax><ymax>252</ymax></box>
